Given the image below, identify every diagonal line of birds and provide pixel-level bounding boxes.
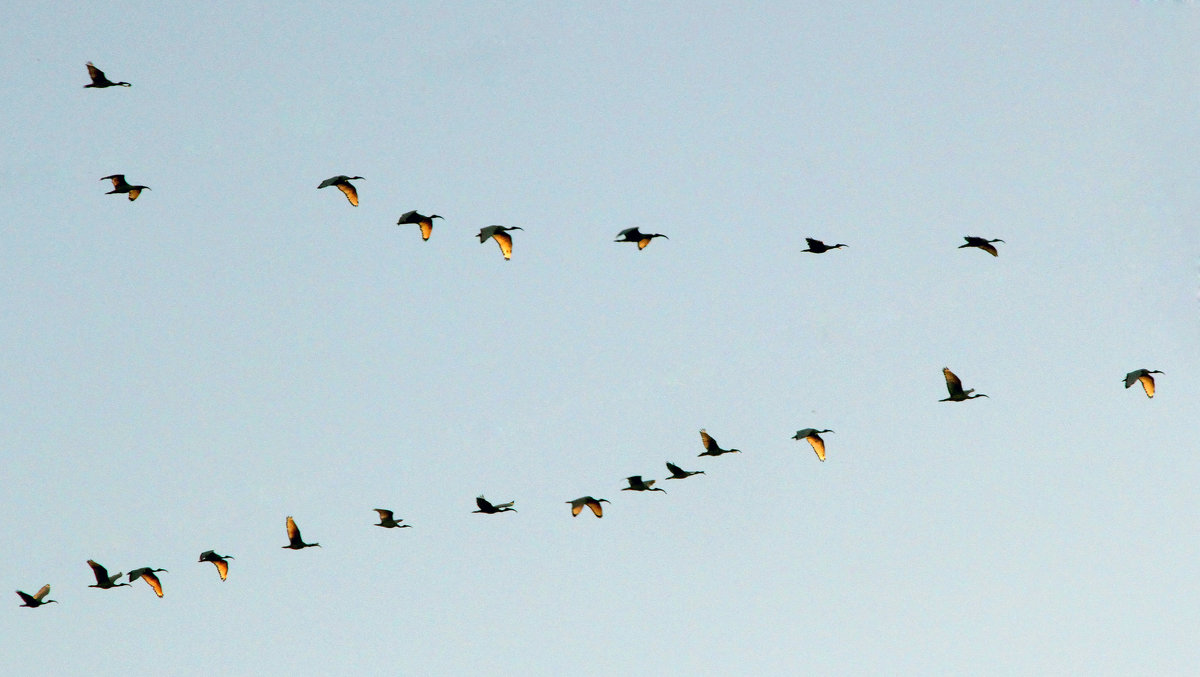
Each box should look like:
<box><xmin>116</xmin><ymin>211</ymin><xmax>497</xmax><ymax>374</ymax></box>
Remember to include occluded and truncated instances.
<box><xmin>14</xmin><ymin>61</ymin><xmax>1168</xmax><ymax>608</ymax></box>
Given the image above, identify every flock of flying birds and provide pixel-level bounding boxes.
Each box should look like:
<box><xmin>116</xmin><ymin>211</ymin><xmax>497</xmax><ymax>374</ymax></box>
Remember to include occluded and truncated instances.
<box><xmin>13</xmin><ymin>62</ymin><xmax>1168</xmax><ymax>608</ymax></box>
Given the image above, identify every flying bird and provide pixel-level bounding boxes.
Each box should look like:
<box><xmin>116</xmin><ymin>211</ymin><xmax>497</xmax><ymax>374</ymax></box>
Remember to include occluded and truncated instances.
<box><xmin>198</xmin><ymin>551</ymin><xmax>234</xmax><ymax>581</ymax></box>
<box><xmin>1124</xmin><ymin>369</ymin><xmax>1163</xmax><ymax>398</ymax></box>
<box><xmin>396</xmin><ymin>211</ymin><xmax>443</xmax><ymax>241</ymax></box>
<box><xmin>792</xmin><ymin>428</ymin><xmax>834</xmax><ymax>462</ymax></box>
<box><xmin>622</xmin><ymin>476</ymin><xmax>666</xmax><ymax>493</ymax></box>
<box><xmin>318</xmin><ymin>175</ymin><xmax>363</xmax><ymax>206</ymax></box>
<box><xmin>567</xmin><ymin>496</ymin><xmax>610</xmax><ymax>517</ymax></box>
<box><xmin>940</xmin><ymin>367</ymin><xmax>988</xmax><ymax>402</ymax></box>
<box><xmin>959</xmin><ymin>236</ymin><xmax>1004</xmax><ymax>256</ymax></box>
<box><xmin>699</xmin><ymin>429</ymin><xmax>741</xmax><ymax>457</ymax></box>
<box><xmin>615</xmin><ymin>227</ymin><xmax>668</xmax><ymax>250</ymax></box>
<box><xmin>84</xmin><ymin>62</ymin><xmax>130</xmax><ymax>88</ymax></box>
<box><xmin>283</xmin><ymin>516</ymin><xmax>321</xmax><ymax>549</ymax></box>
<box><xmin>86</xmin><ymin>560</ymin><xmax>130</xmax><ymax>589</ymax></box>
<box><xmin>477</xmin><ymin>226</ymin><xmax>524</xmax><ymax>260</ymax></box>
<box><xmin>664</xmin><ymin>462</ymin><xmax>704</xmax><ymax>479</ymax></box>
<box><xmin>373</xmin><ymin>509</ymin><xmax>412</xmax><ymax>529</ymax></box>
<box><xmin>801</xmin><ymin>238</ymin><xmax>848</xmax><ymax>253</ymax></box>
<box><xmin>15</xmin><ymin>585</ymin><xmax>57</xmax><ymax>608</ymax></box>
<box><xmin>128</xmin><ymin>568</ymin><xmax>167</xmax><ymax>597</ymax></box>
<box><xmin>101</xmin><ymin>174</ymin><xmax>150</xmax><ymax>201</ymax></box>
<box><xmin>473</xmin><ymin>495</ymin><xmax>516</xmax><ymax>514</ymax></box>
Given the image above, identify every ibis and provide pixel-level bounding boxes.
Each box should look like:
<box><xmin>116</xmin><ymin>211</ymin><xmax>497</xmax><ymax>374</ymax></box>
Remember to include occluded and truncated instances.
<box><xmin>940</xmin><ymin>367</ymin><xmax>988</xmax><ymax>401</ymax></box>
<box><xmin>477</xmin><ymin>226</ymin><xmax>523</xmax><ymax>260</ymax></box>
<box><xmin>283</xmin><ymin>516</ymin><xmax>321</xmax><ymax>549</ymax></box>
<box><xmin>397</xmin><ymin>211</ymin><xmax>442</xmax><ymax>240</ymax></box>
<box><xmin>15</xmin><ymin>585</ymin><xmax>57</xmax><ymax>608</ymax></box>
<box><xmin>198</xmin><ymin>551</ymin><xmax>234</xmax><ymax>581</ymax></box>
<box><xmin>101</xmin><ymin>174</ymin><xmax>150</xmax><ymax>201</ymax></box>
<box><xmin>85</xmin><ymin>62</ymin><xmax>130</xmax><ymax>88</ymax></box>
<box><xmin>474</xmin><ymin>496</ymin><xmax>516</xmax><ymax>514</ymax></box>
<box><xmin>801</xmin><ymin>238</ymin><xmax>847</xmax><ymax>254</ymax></box>
<box><xmin>567</xmin><ymin>496</ymin><xmax>609</xmax><ymax>517</ymax></box>
<box><xmin>792</xmin><ymin>428</ymin><xmax>834</xmax><ymax>461</ymax></box>
<box><xmin>615</xmin><ymin>227</ymin><xmax>668</xmax><ymax>250</ymax></box>
<box><xmin>959</xmin><ymin>236</ymin><xmax>1004</xmax><ymax>256</ymax></box>
<box><xmin>373</xmin><ymin>508</ymin><xmax>412</xmax><ymax>529</ymax></box>
<box><xmin>318</xmin><ymin>175</ymin><xmax>363</xmax><ymax>206</ymax></box>
<box><xmin>86</xmin><ymin>560</ymin><xmax>130</xmax><ymax>589</ymax></box>
<box><xmin>128</xmin><ymin>568</ymin><xmax>167</xmax><ymax>597</ymax></box>
<box><xmin>1124</xmin><ymin>369</ymin><xmax>1163</xmax><ymax>398</ymax></box>
<box><xmin>664</xmin><ymin>462</ymin><xmax>704</xmax><ymax>479</ymax></box>
<box><xmin>699</xmin><ymin>428</ymin><xmax>741</xmax><ymax>457</ymax></box>
<box><xmin>622</xmin><ymin>476</ymin><xmax>665</xmax><ymax>493</ymax></box>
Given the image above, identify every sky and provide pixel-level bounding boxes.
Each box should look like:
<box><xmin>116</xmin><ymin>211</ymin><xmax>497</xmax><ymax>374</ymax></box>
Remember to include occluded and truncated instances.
<box><xmin>2</xmin><ymin>2</ymin><xmax>1198</xmax><ymax>675</ymax></box>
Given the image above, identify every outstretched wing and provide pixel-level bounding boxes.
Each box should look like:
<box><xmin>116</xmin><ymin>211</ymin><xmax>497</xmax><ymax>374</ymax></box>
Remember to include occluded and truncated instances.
<box><xmin>942</xmin><ymin>368</ymin><xmax>964</xmax><ymax>397</ymax></box>
<box><xmin>700</xmin><ymin>429</ymin><xmax>715</xmax><ymax>452</ymax></box>
<box><xmin>337</xmin><ymin>182</ymin><xmax>358</xmax><ymax>206</ymax></box>
<box><xmin>142</xmin><ymin>573</ymin><xmax>163</xmax><ymax>597</ymax></box>
<box><xmin>806</xmin><ymin>435</ymin><xmax>826</xmax><ymax>462</ymax></box>
<box><xmin>33</xmin><ymin>585</ymin><xmax>52</xmax><ymax>601</ymax></box>
<box><xmin>493</xmin><ymin>231</ymin><xmax>514</xmax><ymax>259</ymax></box>
<box><xmin>476</xmin><ymin>496</ymin><xmax>494</xmax><ymax>512</ymax></box>
<box><xmin>213</xmin><ymin>560</ymin><xmax>229</xmax><ymax>581</ymax></box>
<box><xmin>666</xmin><ymin>462</ymin><xmax>684</xmax><ymax>476</ymax></box>
<box><xmin>1138</xmin><ymin>373</ymin><xmax>1156</xmax><ymax>398</ymax></box>
<box><xmin>87</xmin><ymin>560</ymin><xmax>109</xmax><ymax>584</ymax></box>
<box><xmin>286</xmin><ymin>516</ymin><xmax>301</xmax><ymax>542</ymax></box>
<box><xmin>127</xmin><ymin>187</ymin><xmax>142</xmax><ymax>201</ymax></box>
<box><xmin>979</xmin><ymin>243</ymin><xmax>998</xmax><ymax>256</ymax></box>
<box><xmin>587</xmin><ymin>500</ymin><xmax>604</xmax><ymax>517</ymax></box>
<box><xmin>374</xmin><ymin>508</ymin><xmax>394</xmax><ymax>521</ymax></box>
<box><xmin>102</xmin><ymin>174</ymin><xmax>126</xmax><ymax>188</ymax></box>
<box><xmin>570</xmin><ymin>500</ymin><xmax>583</xmax><ymax>516</ymax></box>
<box><xmin>87</xmin><ymin>62</ymin><xmax>104</xmax><ymax>81</ymax></box>
<box><xmin>16</xmin><ymin>590</ymin><xmax>36</xmax><ymax>605</ymax></box>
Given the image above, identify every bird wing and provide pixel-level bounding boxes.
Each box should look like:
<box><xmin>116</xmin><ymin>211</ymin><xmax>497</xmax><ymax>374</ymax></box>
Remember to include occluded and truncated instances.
<box><xmin>804</xmin><ymin>238</ymin><xmax>822</xmax><ymax>248</ymax></box>
<box><xmin>700</xmin><ymin>429</ymin><xmax>715</xmax><ymax>451</ymax></box>
<box><xmin>374</xmin><ymin>509</ymin><xmax>394</xmax><ymax>521</ymax></box>
<box><xmin>336</xmin><ymin>182</ymin><xmax>359</xmax><ymax>206</ymax></box>
<box><xmin>627</xmin><ymin>475</ymin><xmax>643</xmax><ymax>486</ymax></box>
<box><xmin>943</xmin><ymin>368</ymin><xmax>964</xmax><ymax>397</ymax></box>
<box><xmin>807</xmin><ymin>435</ymin><xmax>826</xmax><ymax>462</ymax></box>
<box><xmin>638</xmin><ymin>238</ymin><xmax>652</xmax><ymax>249</ymax></box>
<box><xmin>16</xmin><ymin>590</ymin><xmax>36</xmax><ymax>605</ymax></box>
<box><xmin>1124</xmin><ymin>371</ymin><xmax>1140</xmax><ymax>389</ymax></box>
<box><xmin>127</xmin><ymin>187</ymin><xmax>142</xmax><ymax>201</ymax></box>
<box><xmin>397</xmin><ymin>210</ymin><xmax>418</xmax><ymax>223</ymax></box>
<box><xmin>587</xmin><ymin>500</ymin><xmax>604</xmax><ymax>518</ymax></box>
<box><xmin>1139</xmin><ymin>374</ymin><xmax>1155</xmax><ymax>398</ymax></box>
<box><xmin>419</xmin><ymin>221</ymin><xmax>433</xmax><ymax>240</ymax></box>
<box><xmin>476</xmin><ymin>496</ymin><xmax>494</xmax><ymax>511</ymax></box>
<box><xmin>87</xmin><ymin>560</ymin><xmax>109</xmax><ymax>584</ymax></box>
<box><xmin>570</xmin><ymin>500</ymin><xmax>583</xmax><ymax>516</ymax></box>
<box><xmin>286</xmin><ymin>516</ymin><xmax>301</xmax><ymax>542</ymax></box>
<box><xmin>666</xmin><ymin>462</ymin><xmax>684</xmax><ymax>476</ymax></box>
<box><xmin>617</xmin><ymin>227</ymin><xmax>639</xmax><ymax>239</ymax></box>
<box><xmin>102</xmin><ymin>174</ymin><xmax>126</xmax><ymax>188</ymax></box>
<box><xmin>980</xmin><ymin>243</ymin><xmax>999</xmax><ymax>256</ymax></box>
<box><xmin>317</xmin><ymin>176</ymin><xmax>344</xmax><ymax>189</ymax></box>
<box><xmin>213</xmin><ymin>560</ymin><xmax>229</xmax><ymax>581</ymax></box>
<box><xmin>493</xmin><ymin>231</ymin><xmax>514</xmax><ymax>259</ymax></box>
<box><xmin>34</xmin><ymin>585</ymin><xmax>51</xmax><ymax>601</ymax></box>
<box><xmin>142</xmin><ymin>573</ymin><xmax>163</xmax><ymax>597</ymax></box>
<box><xmin>494</xmin><ymin>500</ymin><xmax>515</xmax><ymax>509</ymax></box>
<box><xmin>87</xmin><ymin>62</ymin><xmax>104</xmax><ymax>81</ymax></box>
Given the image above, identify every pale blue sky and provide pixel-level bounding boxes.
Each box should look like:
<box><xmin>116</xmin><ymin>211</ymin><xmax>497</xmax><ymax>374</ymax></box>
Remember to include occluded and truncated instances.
<box><xmin>2</xmin><ymin>3</ymin><xmax>1198</xmax><ymax>675</ymax></box>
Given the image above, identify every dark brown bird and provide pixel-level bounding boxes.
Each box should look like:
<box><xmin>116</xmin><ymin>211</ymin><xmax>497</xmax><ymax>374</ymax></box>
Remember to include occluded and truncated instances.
<box><xmin>792</xmin><ymin>428</ymin><xmax>834</xmax><ymax>462</ymax></box>
<box><xmin>622</xmin><ymin>476</ymin><xmax>666</xmax><ymax>493</ymax></box>
<box><xmin>567</xmin><ymin>496</ymin><xmax>610</xmax><ymax>517</ymax></box>
<box><xmin>283</xmin><ymin>516</ymin><xmax>321</xmax><ymax>549</ymax></box>
<box><xmin>1124</xmin><ymin>369</ymin><xmax>1163</xmax><ymax>398</ymax></box>
<box><xmin>473</xmin><ymin>495</ymin><xmax>516</xmax><ymax>514</ymax></box>
<box><xmin>699</xmin><ymin>428</ymin><xmax>741</xmax><ymax>457</ymax></box>
<box><xmin>959</xmin><ymin>236</ymin><xmax>1004</xmax><ymax>256</ymax></box>
<box><xmin>477</xmin><ymin>226</ymin><xmax>524</xmax><ymax>260</ymax></box>
<box><xmin>801</xmin><ymin>238</ymin><xmax>848</xmax><ymax>253</ymax></box>
<box><xmin>664</xmin><ymin>462</ymin><xmax>705</xmax><ymax>479</ymax></box>
<box><xmin>15</xmin><ymin>585</ymin><xmax>57</xmax><ymax>608</ymax></box>
<box><xmin>318</xmin><ymin>175</ymin><xmax>363</xmax><ymax>206</ymax></box>
<box><xmin>615</xmin><ymin>227</ymin><xmax>668</xmax><ymax>250</ymax></box>
<box><xmin>397</xmin><ymin>211</ymin><xmax>443</xmax><ymax>241</ymax></box>
<box><xmin>940</xmin><ymin>367</ymin><xmax>988</xmax><ymax>402</ymax></box>
<box><xmin>86</xmin><ymin>560</ymin><xmax>130</xmax><ymax>589</ymax></box>
<box><xmin>198</xmin><ymin>551</ymin><xmax>234</xmax><ymax>581</ymax></box>
<box><xmin>85</xmin><ymin>62</ymin><xmax>130</xmax><ymax>88</ymax></box>
<box><xmin>128</xmin><ymin>568</ymin><xmax>167</xmax><ymax>597</ymax></box>
<box><xmin>373</xmin><ymin>508</ymin><xmax>412</xmax><ymax>529</ymax></box>
<box><xmin>101</xmin><ymin>174</ymin><xmax>150</xmax><ymax>201</ymax></box>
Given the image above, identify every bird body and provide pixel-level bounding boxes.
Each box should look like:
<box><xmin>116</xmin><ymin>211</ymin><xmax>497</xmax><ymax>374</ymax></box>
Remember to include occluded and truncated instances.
<box><xmin>128</xmin><ymin>568</ymin><xmax>167</xmax><ymax>597</ymax></box>
<box><xmin>698</xmin><ymin>429</ymin><xmax>740</xmax><ymax>457</ymax></box>
<box><xmin>474</xmin><ymin>495</ymin><xmax>516</xmax><ymax>514</ymax></box>
<box><xmin>283</xmin><ymin>516</ymin><xmax>321</xmax><ymax>549</ymax></box>
<box><xmin>477</xmin><ymin>226</ymin><xmax>523</xmax><ymax>260</ymax></box>
<box><xmin>1124</xmin><ymin>369</ymin><xmax>1163</xmax><ymax>398</ymax></box>
<box><xmin>198</xmin><ymin>551</ymin><xmax>234</xmax><ymax>581</ymax></box>
<box><xmin>959</xmin><ymin>236</ymin><xmax>1004</xmax><ymax>256</ymax></box>
<box><xmin>373</xmin><ymin>508</ymin><xmax>412</xmax><ymax>528</ymax></box>
<box><xmin>802</xmin><ymin>238</ymin><xmax>847</xmax><ymax>253</ymax></box>
<box><xmin>622</xmin><ymin>476</ymin><xmax>666</xmax><ymax>493</ymax></box>
<box><xmin>86</xmin><ymin>560</ymin><xmax>130</xmax><ymax>589</ymax></box>
<box><xmin>397</xmin><ymin>211</ymin><xmax>443</xmax><ymax>240</ymax></box>
<box><xmin>567</xmin><ymin>496</ymin><xmax>609</xmax><ymax>517</ymax></box>
<box><xmin>101</xmin><ymin>174</ymin><xmax>150</xmax><ymax>201</ymax></box>
<box><xmin>940</xmin><ymin>368</ymin><xmax>988</xmax><ymax>401</ymax></box>
<box><xmin>318</xmin><ymin>175</ymin><xmax>363</xmax><ymax>206</ymax></box>
<box><xmin>16</xmin><ymin>585</ymin><xmax>57</xmax><ymax>608</ymax></box>
<box><xmin>792</xmin><ymin>428</ymin><xmax>834</xmax><ymax>462</ymax></box>
<box><xmin>664</xmin><ymin>462</ymin><xmax>705</xmax><ymax>479</ymax></box>
<box><xmin>85</xmin><ymin>62</ymin><xmax>130</xmax><ymax>88</ymax></box>
<box><xmin>615</xmin><ymin>227</ymin><xmax>668</xmax><ymax>250</ymax></box>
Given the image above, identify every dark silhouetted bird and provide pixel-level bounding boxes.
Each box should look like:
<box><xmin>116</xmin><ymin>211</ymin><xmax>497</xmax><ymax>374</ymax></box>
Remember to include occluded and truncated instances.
<box><xmin>622</xmin><ymin>476</ymin><xmax>666</xmax><ymax>493</ymax></box>
<box><xmin>16</xmin><ymin>585</ymin><xmax>57</xmax><ymax>608</ymax></box>
<box><xmin>940</xmin><ymin>367</ymin><xmax>988</xmax><ymax>402</ymax></box>
<box><xmin>699</xmin><ymin>429</ymin><xmax>741</xmax><ymax>457</ymax></box>
<box><xmin>373</xmin><ymin>509</ymin><xmax>412</xmax><ymax>529</ymax></box>
<box><xmin>477</xmin><ymin>226</ymin><xmax>523</xmax><ymax>260</ymax></box>
<box><xmin>198</xmin><ymin>551</ymin><xmax>234</xmax><ymax>581</ymax></box>
<box><xmin>567</xmin><ymin>496</ymin><xmax>609</xmax><ymax>517</ymax></box>
<box><xmin>1124</xmin><ymin>369</ymin><xmax>1163</xmax><ymax>398</ymax></box>
<box><xmin>792</xmin><ymin>428</ymin><xmax>834</xmax><ymax>462</ymax></box>
<box><xmin>101</xmin><ymin>174</ymin><xmax>150</xmax><ymax>201</ymax></box>
<box><xmin>959</xmin><ymin>236</ymin><xmax>1004</xmax><ymax>256</ymax></box>
<box><xmin>473</xmin><ymin>496</ymin><xmax>516</xmax><ymax>514</ymax></box>
<box><xmin>85</xmin><ymin>62</ymin><xmax>130</xmax><ymax>88</ymax></box>
<box><xmin>318</xmin><ymin>175</ymin><xmax>363</xmax><ymax>206</ymax></box>
<box><xmin>283</xmin><ymin>516</ymin><xmax>321</xmax><ymax>549</ymax></box>
<box><xmin>128</xmin><ymin>568</ymin><xmax>167</xmax><ymax>597</ymax></box>
<box><xmin>802</xmin><ymin>238</ymin><xmax>848</xmax><ymax>253</ymax></box>
<box><xmin>664</xmin><ymin>462</ymin><xmax>704</xmax><ymax>479</ymax></box>
<box><xmin>86</xmin><ymin>560</ymin><xmax>130</xmax><ymax>589</ymax></box>
<box><xmin>397</xmin><ymin>211</ymin><xmax>443</xmax><ymax>241</ymax></box>
<box><xmin>615</xmin><ymin>227</ymin><xmax>668</xmax><ymax>250</ymax></box>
